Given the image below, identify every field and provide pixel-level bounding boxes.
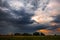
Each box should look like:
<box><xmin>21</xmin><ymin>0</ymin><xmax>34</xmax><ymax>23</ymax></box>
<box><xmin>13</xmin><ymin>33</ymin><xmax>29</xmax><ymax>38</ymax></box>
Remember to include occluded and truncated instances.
<box><xmin>0</xmin><ymin>36</ymin><xmax>60</xmax><ymax>40</ymax></box>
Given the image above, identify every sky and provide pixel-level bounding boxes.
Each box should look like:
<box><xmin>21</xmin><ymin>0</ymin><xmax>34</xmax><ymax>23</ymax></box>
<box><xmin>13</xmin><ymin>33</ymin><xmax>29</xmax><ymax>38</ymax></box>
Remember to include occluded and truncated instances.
<box><xmin>0</xmin><ymin>0</ymin><xmax>60</xmax><ymax>35</ymax></box>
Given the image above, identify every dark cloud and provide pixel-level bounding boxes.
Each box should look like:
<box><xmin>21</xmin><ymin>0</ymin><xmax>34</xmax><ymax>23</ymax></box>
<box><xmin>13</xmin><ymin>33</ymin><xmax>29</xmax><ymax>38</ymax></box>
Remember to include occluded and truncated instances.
<box><xmin>0</xmin><ymin>0</ymin><xmax>3</xmax><ymax>6</ymax></box>
<box><xmin>0</xmin><ymin>0</ymin><xmax>60</xmax><ymax>35</ymax></box>
<box><xmin>54</xmin><ymin>15</ymin><xmax>60</xmax><ymax>23</ymax></box>
<box><xmin>0</xmin><ymin>0</ymin><xmax>37</xmax><ymax>34</ymax></box>
<box><xmin>31</xmin><ymin>0</ymin><xmax>40</xmax><ymax>10</ymax></box>
<box><xmin>0</xmin><ymin>1</ymin><xmax>34</xmax><ymax>34</ymax></box>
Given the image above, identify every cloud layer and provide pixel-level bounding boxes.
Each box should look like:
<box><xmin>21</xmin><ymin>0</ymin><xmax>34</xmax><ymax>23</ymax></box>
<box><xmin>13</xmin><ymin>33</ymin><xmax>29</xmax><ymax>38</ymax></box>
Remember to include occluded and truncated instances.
<box><xmin>0</xmin><ymin>0</ymin><xmax>60</xmax><ymax>35</ymax></box>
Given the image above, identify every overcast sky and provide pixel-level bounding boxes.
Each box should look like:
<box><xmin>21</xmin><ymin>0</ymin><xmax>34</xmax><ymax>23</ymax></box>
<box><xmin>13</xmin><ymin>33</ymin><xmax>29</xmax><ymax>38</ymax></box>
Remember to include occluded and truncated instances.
<box><xmin>0</xmin><ymin>0</ymin><xmax>60</xmax><ymax>35</ymax></box>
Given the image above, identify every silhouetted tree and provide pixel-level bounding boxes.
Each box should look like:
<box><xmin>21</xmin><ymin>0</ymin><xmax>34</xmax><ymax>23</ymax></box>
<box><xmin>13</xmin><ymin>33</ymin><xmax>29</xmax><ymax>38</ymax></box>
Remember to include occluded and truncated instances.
<box><xmin>22</xmin><ymin>33</ymin><xmax>32</xmax><ymax>36</ymax></box>
<box><xmin>14</xmin><ymin>33</ymin><xmax>21</xmax><ymax>36</ymax></box>
<box><xmin>33</xmin><ymin>32</ymin><xmax>40</xmax><ymax>36</ymax></box>
<box><xmin>0</xmin><ymin>34</ymin><xmax>2</xmax><ymax>36</ymax></box>
<box><xmin>54</xmin><ymin>34</ymin><xmax>56</xmax><ymax>36</ymax></box>
<box><xmin>40</xmin><ymin>32</ymin><xmax>45</xmax><ymax>36</ymax></box>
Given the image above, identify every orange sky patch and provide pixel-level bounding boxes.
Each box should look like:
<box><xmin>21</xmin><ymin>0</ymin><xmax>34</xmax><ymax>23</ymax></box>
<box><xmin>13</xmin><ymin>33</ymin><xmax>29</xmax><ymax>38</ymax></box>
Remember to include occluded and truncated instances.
<box><xmin>37</xmin><ymin>29</ymin><xmax>53</xmax><ymax>35</ymax></box>
<box><xmin>56</xmin><ymin>28</ymin><xmax>60</xmax><ymax>32</ymax></box>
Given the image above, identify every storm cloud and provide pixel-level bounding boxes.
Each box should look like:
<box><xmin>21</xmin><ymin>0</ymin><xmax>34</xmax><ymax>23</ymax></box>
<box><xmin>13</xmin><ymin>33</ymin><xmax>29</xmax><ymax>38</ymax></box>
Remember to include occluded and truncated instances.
<box><xmin>0</xmin><ymin>0</ymin><xmax>60</xmax><ymax>35</ymax></box>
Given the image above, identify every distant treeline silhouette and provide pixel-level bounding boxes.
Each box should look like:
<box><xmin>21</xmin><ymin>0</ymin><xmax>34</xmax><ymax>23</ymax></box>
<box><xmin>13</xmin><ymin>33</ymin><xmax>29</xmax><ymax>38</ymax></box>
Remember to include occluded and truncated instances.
<box><xmin>0</xmin><ymin>32</ymin><xmax>45</xmax><ymax>36</ymax></box>
<box><xmin>14</xmin><ymin>32</ymin><xmax>45</xmax><ymax>36</ymax></box>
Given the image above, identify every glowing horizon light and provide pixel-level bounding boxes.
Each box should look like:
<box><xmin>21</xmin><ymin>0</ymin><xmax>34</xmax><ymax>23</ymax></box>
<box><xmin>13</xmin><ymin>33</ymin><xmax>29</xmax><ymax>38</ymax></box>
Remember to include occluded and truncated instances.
<box><xmin>56</xmin><ymin>28</ymin><xmax>60</xmax><ymax>32</ymax></box>
<box><xmin>8</xmin><ymin>0</ymin><xmax>24</xmax><ymax>10</ymax></box>
<box><xmin>37</xmin><ymin>29</ymin><xmax>53</xmax><ymax>35</ymax></box>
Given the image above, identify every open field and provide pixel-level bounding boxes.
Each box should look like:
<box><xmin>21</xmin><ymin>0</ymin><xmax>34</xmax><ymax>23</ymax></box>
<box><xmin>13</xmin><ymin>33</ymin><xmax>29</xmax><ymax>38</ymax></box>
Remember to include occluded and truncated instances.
<box><xmin>0</xmin><ymin>36</ymin><xmax>60</xmax><ymax>40</ymax></box>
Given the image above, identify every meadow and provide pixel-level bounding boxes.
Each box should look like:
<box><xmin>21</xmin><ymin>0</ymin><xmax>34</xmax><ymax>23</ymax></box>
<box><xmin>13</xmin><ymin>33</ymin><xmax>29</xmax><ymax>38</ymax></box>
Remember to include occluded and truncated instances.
<box><xmin>0</xmin><ymin>36</ymin><xmax>60</xmax><ymax>40</ymax></box>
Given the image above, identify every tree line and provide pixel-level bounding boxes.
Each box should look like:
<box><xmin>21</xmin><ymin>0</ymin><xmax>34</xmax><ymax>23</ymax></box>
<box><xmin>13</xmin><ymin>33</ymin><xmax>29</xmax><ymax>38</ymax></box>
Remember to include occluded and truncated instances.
<box><xmin>0</xmin><ymin>32</ymin><xmax>58</xmax><ymax>36</ymax></box>
<box><xmin>14</xmin><ymin>32</ymin><xmax>45</xmax><ymax>36</ymax></box>
<box><xmin>0</xmin><ymin>32</ymin><xmax>45</xmax><ymax>36</ymax></box>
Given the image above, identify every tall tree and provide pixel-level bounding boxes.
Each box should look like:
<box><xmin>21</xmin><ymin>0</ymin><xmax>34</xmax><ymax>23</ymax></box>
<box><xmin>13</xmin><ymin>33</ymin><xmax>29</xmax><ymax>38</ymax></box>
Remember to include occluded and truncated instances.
<box><xmin>33</xmin><ymin>32</ymin><xmax>40</xmax><ymax>36</ymax></box>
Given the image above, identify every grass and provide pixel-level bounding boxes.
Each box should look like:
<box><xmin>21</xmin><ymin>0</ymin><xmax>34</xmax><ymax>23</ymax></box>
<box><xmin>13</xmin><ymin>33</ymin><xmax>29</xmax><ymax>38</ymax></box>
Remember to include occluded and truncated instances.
<box><xmin>0</xmin><ymin>36</ymin><xmax>60</xmax><ymax>40</ymax></box>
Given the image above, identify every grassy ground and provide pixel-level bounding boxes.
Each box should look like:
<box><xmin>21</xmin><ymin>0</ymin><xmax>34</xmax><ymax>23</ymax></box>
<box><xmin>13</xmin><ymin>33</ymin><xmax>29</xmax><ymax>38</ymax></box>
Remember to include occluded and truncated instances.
<box><xmin>0</xmin><ymin>36</ymin><xmax>60</xmax><ymax>40</ymax></box>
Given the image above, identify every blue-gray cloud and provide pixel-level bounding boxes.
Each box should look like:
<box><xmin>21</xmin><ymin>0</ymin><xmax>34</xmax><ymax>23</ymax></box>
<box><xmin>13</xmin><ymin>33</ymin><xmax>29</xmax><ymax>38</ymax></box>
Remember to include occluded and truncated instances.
<box><xmin>0</xmin><ymin>0</ymin><xmax>60</xmax><ymax>35</ymax></box>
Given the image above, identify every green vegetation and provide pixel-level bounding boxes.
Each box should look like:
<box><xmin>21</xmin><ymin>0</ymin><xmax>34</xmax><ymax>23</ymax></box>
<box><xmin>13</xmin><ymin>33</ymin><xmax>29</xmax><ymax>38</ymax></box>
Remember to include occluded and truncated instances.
<box><xmin>0</xmin><ymin>36</ymin><xmax>60</xmax><ymax>40</ymax></box>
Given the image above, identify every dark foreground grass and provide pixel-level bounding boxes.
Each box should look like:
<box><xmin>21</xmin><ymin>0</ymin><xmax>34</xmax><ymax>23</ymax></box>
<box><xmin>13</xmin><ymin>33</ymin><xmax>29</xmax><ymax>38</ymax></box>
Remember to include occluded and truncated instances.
<box><xmin>0</xmin><ymin>36</ymin><xmax>60</xmax><ymax>40</ymax></box>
